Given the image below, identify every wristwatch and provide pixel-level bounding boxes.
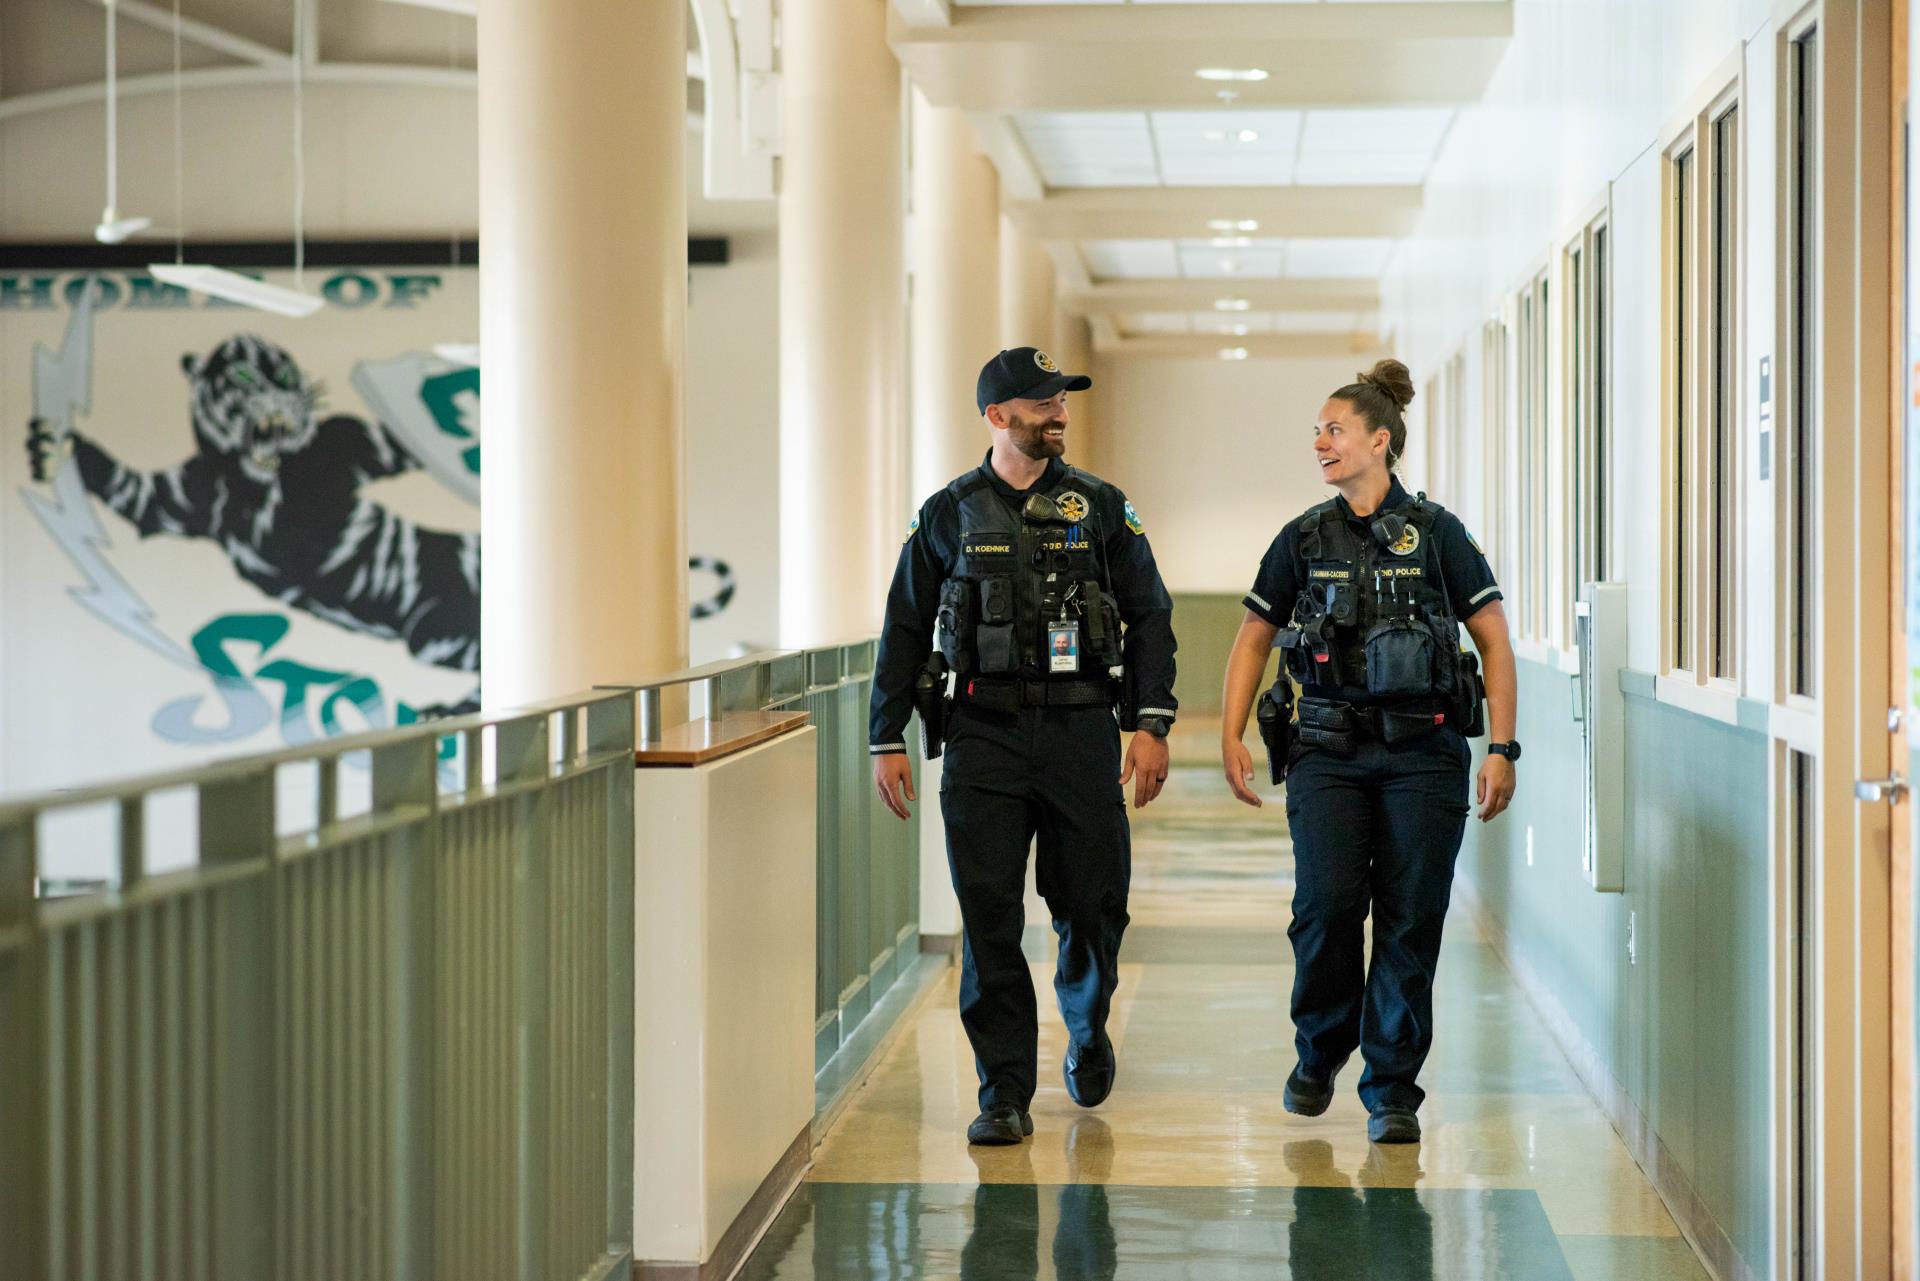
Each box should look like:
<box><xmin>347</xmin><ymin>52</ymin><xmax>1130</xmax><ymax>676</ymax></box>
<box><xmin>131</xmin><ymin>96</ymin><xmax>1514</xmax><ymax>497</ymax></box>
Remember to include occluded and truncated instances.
<box><xmin>1135</xmin><ymin>715</ymin><xmax>1172</xmax><ymax>739</ymax></box>
<box><xmin>1487</xmin><ymin>740</ymin><xmax>1522</xmax><ymax>762</ymax></box>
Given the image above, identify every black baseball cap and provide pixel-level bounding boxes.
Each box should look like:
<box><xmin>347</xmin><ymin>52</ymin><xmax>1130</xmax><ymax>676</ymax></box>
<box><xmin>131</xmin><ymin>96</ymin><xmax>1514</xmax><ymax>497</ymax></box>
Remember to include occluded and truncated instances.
<box><xmin>976</xmin><ymin>347</ymin><xmax>1092</xmax><ymax>414</ymax></box>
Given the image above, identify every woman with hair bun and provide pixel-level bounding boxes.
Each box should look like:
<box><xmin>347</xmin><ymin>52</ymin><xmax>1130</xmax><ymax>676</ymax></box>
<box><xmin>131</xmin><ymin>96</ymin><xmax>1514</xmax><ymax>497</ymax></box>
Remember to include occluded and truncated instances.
<box><xmin>1217</xmin><ymin>358</ymin><xmax>1519</xmax><ymax>1144</ymax></box>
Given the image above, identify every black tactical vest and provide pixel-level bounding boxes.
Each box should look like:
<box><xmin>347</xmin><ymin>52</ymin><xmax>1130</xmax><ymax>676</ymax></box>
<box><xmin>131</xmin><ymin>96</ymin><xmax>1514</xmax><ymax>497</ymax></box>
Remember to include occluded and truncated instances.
<box><xmin>935</xmin><ymin>467</ymin><xmax>1123</xmax><ymax>680</ymax></box>
<box><xmin>1283</xmin><ymin>494</ymin><xmax>1461</xmax><ymax>702</ymax></box>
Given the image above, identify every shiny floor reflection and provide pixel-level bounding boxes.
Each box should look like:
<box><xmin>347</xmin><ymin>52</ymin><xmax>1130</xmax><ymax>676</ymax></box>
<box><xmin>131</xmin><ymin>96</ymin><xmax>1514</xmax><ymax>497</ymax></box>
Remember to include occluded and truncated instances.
<box><xmin>743</xmin><ymin>766</ymin><xmax>1711</xmax><ymax>1280</ymax></box>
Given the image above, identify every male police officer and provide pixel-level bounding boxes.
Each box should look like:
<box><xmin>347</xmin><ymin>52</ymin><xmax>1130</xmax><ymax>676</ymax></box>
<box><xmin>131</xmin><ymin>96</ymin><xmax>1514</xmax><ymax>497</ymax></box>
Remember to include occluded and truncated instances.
<box><xmin>871</xmin><ymin>347</ymin><xmax>1178</xmax><ymax>1146</ymax></box>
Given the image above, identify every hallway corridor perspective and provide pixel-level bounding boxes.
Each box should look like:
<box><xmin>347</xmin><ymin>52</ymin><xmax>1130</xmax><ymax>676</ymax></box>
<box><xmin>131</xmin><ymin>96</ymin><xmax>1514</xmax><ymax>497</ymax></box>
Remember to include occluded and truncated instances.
<box><xmin>738</xmin><ymin>765</ymin><xmax>1711</xmax><ymax>1280</ymax></box>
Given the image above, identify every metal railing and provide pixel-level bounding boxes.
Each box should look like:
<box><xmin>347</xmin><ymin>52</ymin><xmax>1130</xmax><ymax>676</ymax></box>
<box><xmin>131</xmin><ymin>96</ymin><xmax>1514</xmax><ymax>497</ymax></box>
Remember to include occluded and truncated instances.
<box><xmin>0</xmin><ymin>692</ymin><xmax>637</xmax><ymax>1281</ymax></box>
<box><xmin>0</xmin><ymin>639</ymin><xmax>922</xmax><ymax>1278</ymax></box>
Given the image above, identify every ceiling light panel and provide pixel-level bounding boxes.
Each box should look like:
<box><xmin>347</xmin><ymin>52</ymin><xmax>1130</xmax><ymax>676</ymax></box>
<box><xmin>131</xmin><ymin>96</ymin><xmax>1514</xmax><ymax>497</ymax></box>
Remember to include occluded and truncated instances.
<box><xmin>1080</xmin><ymin>240</ymin><xmax>1182</xmax><ymax>280</ymax></box>
<box><xmin>1192</xmin><ymin>313</ymin><xmax>1272</xmax><ymax>336</ymax></box>
<box><xmin>1281</xmin><ymin>238</ymin><xmax>1396</xmax><ymax>279</ymax></box>
<box><xmin>1297</xmin><ymin>108</ymin><xmax>1452</xmax><ymax>160</ymax></box>
<box><xmin>1015</xmin><ymin>112</ymin><xmax>1158</xmax><ymax>188</ymax></box>
<box><xmin>1175</xmin><ymin>240</ymin><xmax>1284</xmax><ymax>278</ymax></box>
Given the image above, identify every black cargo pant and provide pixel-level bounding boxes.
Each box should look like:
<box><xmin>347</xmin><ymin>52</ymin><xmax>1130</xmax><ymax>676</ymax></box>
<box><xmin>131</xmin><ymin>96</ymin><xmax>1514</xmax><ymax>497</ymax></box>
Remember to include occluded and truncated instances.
<box><xmin>1283</xmin><ymin>725</ymin><xmax>1470</xmax><ymax>1112</ymax></box>
<box><xmin>940</xmin><ymin>700</ymin><xmax>1131</xmax><ymax>1112</ymax></box>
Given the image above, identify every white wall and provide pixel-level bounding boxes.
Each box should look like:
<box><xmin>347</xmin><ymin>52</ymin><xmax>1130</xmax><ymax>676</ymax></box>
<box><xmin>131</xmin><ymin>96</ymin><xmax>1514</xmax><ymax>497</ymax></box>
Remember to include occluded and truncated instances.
<box><xmin>1096</xmin><ymin>352</ymin><xmax>1389</xmax><ymax>594</ymax></box>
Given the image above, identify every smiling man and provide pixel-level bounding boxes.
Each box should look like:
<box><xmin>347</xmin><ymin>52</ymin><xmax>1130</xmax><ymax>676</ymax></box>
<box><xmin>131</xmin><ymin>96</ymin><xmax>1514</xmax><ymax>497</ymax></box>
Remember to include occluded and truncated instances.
<box><xmin>869</xmin><ymin>346</ymin><xmax>1178</xmax><ymax>1146</ymax></box>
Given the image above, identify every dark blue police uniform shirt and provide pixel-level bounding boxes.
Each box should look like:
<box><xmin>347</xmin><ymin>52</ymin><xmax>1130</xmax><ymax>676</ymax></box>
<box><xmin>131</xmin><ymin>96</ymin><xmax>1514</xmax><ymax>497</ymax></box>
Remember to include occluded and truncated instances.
<box><xmin>869</xmin><ymin>452</ymin><xmax>1178</xmax><ymax>754</ymax></box>
<box><xmin>1242</xmin><ymin>478</ymin><xmax>1502</xmax><ymax>698</ymax></box>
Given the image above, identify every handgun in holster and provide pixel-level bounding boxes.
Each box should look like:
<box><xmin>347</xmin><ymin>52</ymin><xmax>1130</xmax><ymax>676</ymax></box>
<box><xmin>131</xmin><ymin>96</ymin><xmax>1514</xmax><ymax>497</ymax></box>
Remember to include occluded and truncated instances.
<box><xmin>1255</xmin><ymin>674</ymin><xmax>1295</xmax><ymax>785</ymax></box>
<box><xmin>914</xmin><ymin>654</ymin><xmax>951</xmax><ymax>758</ymax></box>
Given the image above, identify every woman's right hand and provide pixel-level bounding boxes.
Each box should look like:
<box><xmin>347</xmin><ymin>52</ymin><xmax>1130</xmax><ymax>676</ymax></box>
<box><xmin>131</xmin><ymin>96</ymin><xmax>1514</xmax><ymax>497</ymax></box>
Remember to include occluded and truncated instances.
<box><xmin>1222</xmin><ymin>738</ymin><xmax>1262</xmax><ymax>808</ymax></box>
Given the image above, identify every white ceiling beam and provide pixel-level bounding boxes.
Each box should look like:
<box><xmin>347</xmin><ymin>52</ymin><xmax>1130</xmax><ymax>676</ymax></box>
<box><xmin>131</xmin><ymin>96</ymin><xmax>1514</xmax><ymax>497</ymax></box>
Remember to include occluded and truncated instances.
<box><xmin>0</xmin><ymin>62</ymin><xmax>474</xmax><ymax>122</ymax></box>
<box><xmin>892</xmin><ymin>2</ymin><xmax>1510</xmax><ymax>112</ymax></box>
<box><xmin>1062</xmin><ymin>278</ymin><xmax>1379</xmax><ymax>317</ymax></box>
<box><xmin>892</xmin><ymin>0</ymin><xmax>952</xmax><ymax>28</ymax></box>
<box><xmin>1045</xmin><ymin>241</ymin><xmax>1091</xmax><ymax>292</ymax></box>
<box><xmin>82</xmin><ymin>0</ymin><xmax>292</xmax><ymax>68</ymax></box>
<box><xmin>965</xmin><ymin>111</ymin><xmax>1043</xmax><ymax>203</ymax></box>
<box><xmin>1105</xmin><ymin>333</ymin><xmax>1384</xmax><ymax>361</ymax></box>
<box><xmin>1007</xmin><ymin>186</ymin><xmax>1420</xmax><ymax>241</ymax></box>
<box><xmin>379</xmin><ymin>0</ymin><xmax>476</xmax><ymax>15</ymax></box>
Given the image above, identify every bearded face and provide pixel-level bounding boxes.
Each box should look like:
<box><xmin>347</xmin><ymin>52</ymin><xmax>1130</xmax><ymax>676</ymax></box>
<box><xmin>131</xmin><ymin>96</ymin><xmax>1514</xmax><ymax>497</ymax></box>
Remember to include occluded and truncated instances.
<box><xmin>1001</xmin><ymin>396</ymin><xmax>1068</xmax><ymax>461</ymax></box>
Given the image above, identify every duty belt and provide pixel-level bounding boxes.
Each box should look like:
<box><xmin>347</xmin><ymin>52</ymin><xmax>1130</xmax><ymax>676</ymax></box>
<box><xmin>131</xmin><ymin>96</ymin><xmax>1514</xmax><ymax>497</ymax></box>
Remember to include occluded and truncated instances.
<box><xmin>962</xmin><ymin>676</ymin><xmax>1114</xmax><ymax>709</ymax></box>
<box><xmin>1296</xmin><ymin>695</ymin><xmax>1451</xmax><ymax>753</ymax></box>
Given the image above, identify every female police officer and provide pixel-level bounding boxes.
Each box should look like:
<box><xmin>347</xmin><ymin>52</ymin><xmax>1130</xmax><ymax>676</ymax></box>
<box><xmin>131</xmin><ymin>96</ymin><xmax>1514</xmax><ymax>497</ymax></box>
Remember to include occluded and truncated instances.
<box><xmin>1218</xmin><ymin>359</ymin><xmax>1518</xmax><ymax>1144</ymax></box>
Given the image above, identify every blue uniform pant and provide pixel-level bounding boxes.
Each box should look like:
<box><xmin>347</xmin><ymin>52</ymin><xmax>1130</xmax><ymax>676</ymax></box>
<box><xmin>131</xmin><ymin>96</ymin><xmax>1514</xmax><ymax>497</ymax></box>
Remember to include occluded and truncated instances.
<box><xmin>1283</xmin><ymin>728</ymin><xmax>1470</xmax><ymax>1112</ymax></box>
<box><xmin>940</xmin><ymin>701</ymin><xmax>1131</xmax><ymax>1112</ymax></box>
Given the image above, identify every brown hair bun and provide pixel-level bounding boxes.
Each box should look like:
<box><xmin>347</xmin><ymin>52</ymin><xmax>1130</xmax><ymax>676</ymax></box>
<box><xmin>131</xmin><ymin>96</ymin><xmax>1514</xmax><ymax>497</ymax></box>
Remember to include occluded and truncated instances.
<box><xmin>1357</xmin><ymin>359</ymin><xmax>1415</xmax><ymax>411</ymax></box>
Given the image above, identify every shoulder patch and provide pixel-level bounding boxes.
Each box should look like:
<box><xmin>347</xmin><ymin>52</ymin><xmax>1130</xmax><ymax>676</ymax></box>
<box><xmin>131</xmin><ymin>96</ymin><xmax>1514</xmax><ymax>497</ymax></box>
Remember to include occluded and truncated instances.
<box><xmin>1123</xmin><ymin>500</ymin><xmax>1145</xmax><ymax>536</ymax></box>
<box><xmin>1464</xmin><ymin>527</ymin><xmax>1485</xmax><ymax>555</ymax></box>
<box><xmin>905</xmin><ymin>515</ymin><xmax>920</xmax><ymax>544</ymax></box>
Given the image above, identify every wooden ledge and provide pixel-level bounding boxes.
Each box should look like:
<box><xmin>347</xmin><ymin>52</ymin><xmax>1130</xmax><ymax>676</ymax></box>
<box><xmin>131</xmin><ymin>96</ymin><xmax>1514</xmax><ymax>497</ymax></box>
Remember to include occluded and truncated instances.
<box><xmin>633</xmin><ymin>710</ymin><xmax>811</xmax><ymax>767</ymax></box>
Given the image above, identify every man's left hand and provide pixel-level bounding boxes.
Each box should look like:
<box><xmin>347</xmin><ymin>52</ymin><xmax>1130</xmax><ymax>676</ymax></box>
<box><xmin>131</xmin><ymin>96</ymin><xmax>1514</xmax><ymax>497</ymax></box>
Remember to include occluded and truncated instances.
<box><xmin>1120</xmin><ymin>730</ymin><xmax>1170</xmax><ymax>809</ymax></box>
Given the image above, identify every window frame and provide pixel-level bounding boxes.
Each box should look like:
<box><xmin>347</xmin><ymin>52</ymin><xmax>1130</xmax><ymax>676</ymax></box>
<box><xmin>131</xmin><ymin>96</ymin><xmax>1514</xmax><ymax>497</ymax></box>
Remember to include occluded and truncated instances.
<box><xmin>1659</xmin><ymin>60</ymin><xmax>1745</xmax><ymax>689</ymax></box>
<box><xmin>1561</xmin><ymin>192</ymin><xmax>1614</xmax><ymax>646</ymax></box>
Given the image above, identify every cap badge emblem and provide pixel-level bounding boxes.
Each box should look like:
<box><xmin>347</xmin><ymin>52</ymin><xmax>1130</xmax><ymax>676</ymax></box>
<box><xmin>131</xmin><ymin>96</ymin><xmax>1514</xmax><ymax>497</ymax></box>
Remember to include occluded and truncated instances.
<box><xmin>1055</xmin><ymin>491</ymin><xmax>1090</xmax><ymax>523</ymax></box>
<box><xmin>1034</xmin><ymin>350</ymin><xmax>1060</xmax><ymax>373</ymax></box>
<box><xmin>1390</xmin><ymin>524</ymin><xmax>1421</xmax><ymax>556</ymax></box>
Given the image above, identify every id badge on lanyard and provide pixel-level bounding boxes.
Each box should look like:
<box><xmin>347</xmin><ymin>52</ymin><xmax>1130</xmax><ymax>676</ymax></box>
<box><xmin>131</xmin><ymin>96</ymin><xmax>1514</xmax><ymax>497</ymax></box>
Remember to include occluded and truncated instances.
<box><xmin>1048</xmin><ymin>620</ymin><xmax>1081</xmax><ymax>674</ymax></box>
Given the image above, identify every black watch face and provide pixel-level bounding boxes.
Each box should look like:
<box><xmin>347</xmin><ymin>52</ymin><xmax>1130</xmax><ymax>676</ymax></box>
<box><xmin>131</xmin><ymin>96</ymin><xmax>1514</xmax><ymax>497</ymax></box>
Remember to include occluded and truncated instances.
<box><xmin>1500</xmin><ymin>741</ymin><xmax>1522</xmax><ymax>761</ymax></box>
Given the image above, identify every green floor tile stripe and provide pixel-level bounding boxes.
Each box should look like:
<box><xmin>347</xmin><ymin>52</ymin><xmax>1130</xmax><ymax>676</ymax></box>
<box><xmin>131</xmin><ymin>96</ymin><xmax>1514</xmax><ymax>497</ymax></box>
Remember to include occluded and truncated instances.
<box><xmin>739</xmin><ymin>1181</ymin><xmax>1577</xmax><ymax>1280</ymax></box>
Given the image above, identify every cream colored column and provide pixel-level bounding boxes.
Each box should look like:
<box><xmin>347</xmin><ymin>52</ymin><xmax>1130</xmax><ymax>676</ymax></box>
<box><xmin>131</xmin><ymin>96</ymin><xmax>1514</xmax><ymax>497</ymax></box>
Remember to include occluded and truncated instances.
<box><xmin>906</xmin><ymin>91</ymin><xmax>999</xmax><ymax>940</ymax></box>
<box><xmin>999</xmin><ymin>214</ymin><xmax>1057</xmax><ymax>352</ymax></box>
<box><xmin>909</xmin><ymin>90</ymin><xmax>1000</xmax><ymax>504</ymax></box>
<box><xmin>780</xmin><ymin>0</ymin><xmax>905</xmax><ymax>646</ymax></box>
<box><xmin>477</xmin><ymin>0</ymin><xmax>687</xmax><ymax>706</ymax></box>
<box><xmin>1051</xmin><ymin>308</ymin><xmax>1099</xmax><ymax>470</ymax></box>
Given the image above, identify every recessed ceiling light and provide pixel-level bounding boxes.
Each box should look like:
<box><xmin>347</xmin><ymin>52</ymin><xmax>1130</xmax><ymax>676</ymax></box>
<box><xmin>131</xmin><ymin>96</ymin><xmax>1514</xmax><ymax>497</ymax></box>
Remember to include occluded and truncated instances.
<box><xmin>1195</xmin><ymin>68</ymin><xmax>1269</xmax><ymax>83</ymax></box>
<box><xmin>1237</xmin><ymin>130</ymin><xmax>1260</xmax><ymax>143</ymax></box>
<box><xmin>1207</xmin><ymin>219</ymin><xmax>1260</xmax><ymax>233</ymax></box>
<box><xmin>1201</xmin><ymin>129</ymin><xmax>1262</xmax><ymax>144</ymax></box>
<box><xmin>1220</xmin><ymin>347</ymin><xmax>1250</xmax><ymax>361</ymax></box>
<box><xmin>1232</xmin><ymin>324</ymin><xmax>1250</xmax><ymax>336</ymax></box>
<box><xmin>1214</xmin><ymin>298</ymin><xmax>1251</xmax><ymax>312</ymax></box>
<box><xmin>1219</xmin><ymin>260</ymin><xmax>1238</xmax><ymax>272</ymax></box>
<box><xmin>1211</xmin><ymin>237</ymin><xmax>1252</xmax><ymax>248</ymax></box>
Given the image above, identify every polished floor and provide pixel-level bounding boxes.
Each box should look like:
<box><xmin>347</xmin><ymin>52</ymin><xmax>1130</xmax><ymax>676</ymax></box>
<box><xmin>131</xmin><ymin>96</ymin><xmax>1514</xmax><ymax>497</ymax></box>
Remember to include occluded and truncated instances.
<box><xmin>740</xmin><ymin>762</ymin><xmax>1712</xmax><ymax>1280</ymax></box>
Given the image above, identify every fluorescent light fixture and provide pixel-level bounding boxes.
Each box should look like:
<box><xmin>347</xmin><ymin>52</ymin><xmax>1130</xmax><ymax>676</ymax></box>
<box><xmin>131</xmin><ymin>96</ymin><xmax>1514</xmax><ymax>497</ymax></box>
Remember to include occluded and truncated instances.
<box><xmin>1211</xmin><ymin>237</ymin><xmax>1253</xmax><ymax>249</ymax></box>
<box><xmin>1207</xmin><ymin>219</ymin><xmax>1260</xmax><ymax>233</ymax></box>
<box><xmin>147</xmin><ymin>263</ymin><xmax>325</xmax><ymax>317</ymax></box>
<box><xmin>1219</xmin><ymin>347</ymin><xmax>1250</xmax><ymax>361</ymax></box>
<box><xmin>1195</xmin><ymin>68</ymin><xmax>1269</xmax><ymax>83</ymax></box>
<box><xmin>433</xmin><ymin>343</ymin><xmax>481</xmax><ymax>367</ymax></box>
<box><xmin>1237</xmin><ymin>129</ymin><xmax>1260</xmax><ymax>143</ymax></box>
<box><xmin>1214</xmin><ymin>298</ymin><xmax>1251</xmax><ymax>312</ymax></box>
<box><xmin>94</xmin><ymin>212</ymin><xmax>153</xmax><ymax>244</ymax></box>
<box><xmin>1232</xmin><ymin>324</ymin><xmax>1250</xmax><ymax>336</ymax></box>
<box><xmin>1206</xmin><ymin>128</ymin><xmax>1260</xmax><ymax>143</ymax></box>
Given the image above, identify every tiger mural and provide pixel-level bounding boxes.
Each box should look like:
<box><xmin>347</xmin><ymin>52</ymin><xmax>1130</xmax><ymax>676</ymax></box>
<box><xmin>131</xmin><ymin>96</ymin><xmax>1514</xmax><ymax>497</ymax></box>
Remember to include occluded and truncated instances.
<box><xmin>26</xmin><ymin>333</ymin><xmax>481</xmax><ymax>677</ymax></box>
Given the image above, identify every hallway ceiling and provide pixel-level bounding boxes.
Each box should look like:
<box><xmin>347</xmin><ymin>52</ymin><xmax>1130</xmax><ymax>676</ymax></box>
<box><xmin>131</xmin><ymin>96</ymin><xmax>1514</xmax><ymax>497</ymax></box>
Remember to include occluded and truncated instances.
<box><xmin>894</xmin><ymin>0</ymin><xmax>1512</xmax><ymax>358</ymax></box>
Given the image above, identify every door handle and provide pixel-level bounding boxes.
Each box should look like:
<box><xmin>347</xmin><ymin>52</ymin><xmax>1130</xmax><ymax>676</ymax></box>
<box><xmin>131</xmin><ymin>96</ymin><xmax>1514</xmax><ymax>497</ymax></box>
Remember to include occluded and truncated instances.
<box><xmin>1855</xmin><ymin>773</ymin><xmax>1908</xmax><ymax>803</ymax></box>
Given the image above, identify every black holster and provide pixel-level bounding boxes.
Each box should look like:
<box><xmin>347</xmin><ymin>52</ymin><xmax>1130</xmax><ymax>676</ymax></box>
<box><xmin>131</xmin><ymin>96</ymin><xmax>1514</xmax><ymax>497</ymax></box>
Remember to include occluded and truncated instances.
<box><xmin>1256</xmin><ymin>675</ymin><xmax>1294</xmax><ymax>785</ymax></box>
<box><xmin>914</xmin><ymin>654</ymin><xmax>950</xmax><ymax>758</ymax></box>
<box><xmin>1453</xmin><ymin>649</ymin><xmax>1487</xmax><ymax>738</ymax></box>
